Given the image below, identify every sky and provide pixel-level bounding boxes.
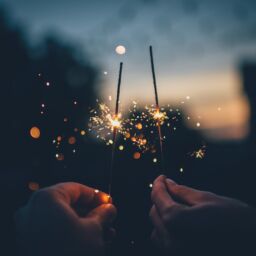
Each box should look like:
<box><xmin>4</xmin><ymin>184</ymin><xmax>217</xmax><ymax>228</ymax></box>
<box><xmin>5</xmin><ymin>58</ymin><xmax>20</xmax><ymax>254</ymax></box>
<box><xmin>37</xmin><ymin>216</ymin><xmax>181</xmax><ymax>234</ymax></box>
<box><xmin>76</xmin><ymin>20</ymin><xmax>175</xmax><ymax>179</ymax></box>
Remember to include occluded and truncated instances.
<box><xmin>1</xmin><ymin>0</ymin><xmax>256</xmax><ymax>140</ymax></box>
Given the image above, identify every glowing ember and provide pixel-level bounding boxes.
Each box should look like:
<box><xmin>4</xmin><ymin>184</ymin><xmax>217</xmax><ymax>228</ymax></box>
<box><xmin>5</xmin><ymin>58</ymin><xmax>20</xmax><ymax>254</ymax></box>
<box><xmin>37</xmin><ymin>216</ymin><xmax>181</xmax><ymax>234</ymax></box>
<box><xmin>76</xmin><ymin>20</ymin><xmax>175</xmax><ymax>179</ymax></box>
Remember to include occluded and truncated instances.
<box><xmin>28</xmin><ymin>182</ymin><xmax>40</xmax><ymax>191</ymax></box>
<box><xmin>55</xmin><ymin>153</ymin><xmax>64</xmax><ymax>161</ymax></box>
<box><xmin>30</xmin><ymin>127</ymin><xmax>40</xmax><ymax>139</ymax></box>
<box><xmin>191</xmin><ymin>146</ymin><xmax>206</xmax><ymax>159</ymax></box>
<box><xmin>68</xmin><ymin>136</ymin><xmax>76</xmax><ymax>145</ymax></box>
<box><xmin>151</xmin><ymin>109</ymin><xmax>168</xmax><ymax>125</ymax></box>
<box><xmin>135</xmin><ymin>123</ymin><xmax>143</xmax><ymax>130</ymax></box>
<box><xmin>133</xmin><ymin>152</ymin><xmax>141</xmax><ymax>159</ymax></box>
<box><xmin>88</xmin><ymin>102</ymin><xmax>124</xmax><ymax>142</ymax></box>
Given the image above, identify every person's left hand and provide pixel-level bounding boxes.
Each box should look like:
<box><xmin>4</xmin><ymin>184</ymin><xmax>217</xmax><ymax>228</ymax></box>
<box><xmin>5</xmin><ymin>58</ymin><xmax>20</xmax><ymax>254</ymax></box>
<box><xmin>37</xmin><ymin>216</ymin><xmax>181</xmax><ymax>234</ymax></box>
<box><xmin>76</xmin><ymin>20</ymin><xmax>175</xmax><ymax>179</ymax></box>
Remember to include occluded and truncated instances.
<box><xmin>15</xmin><ymin>182</ymin><xmax>117</xmax><ymax>256</ymax></box>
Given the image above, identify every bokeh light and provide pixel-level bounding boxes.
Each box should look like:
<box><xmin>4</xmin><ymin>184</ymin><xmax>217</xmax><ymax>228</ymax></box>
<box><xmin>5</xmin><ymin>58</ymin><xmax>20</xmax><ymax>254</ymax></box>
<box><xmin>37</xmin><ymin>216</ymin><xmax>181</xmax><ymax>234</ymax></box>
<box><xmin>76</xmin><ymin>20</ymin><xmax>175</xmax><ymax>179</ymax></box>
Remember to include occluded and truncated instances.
<box><xmin>115</xmin><ymin>45</ymin><xmax>126</xmax><ymax>55</ymax></box>
<box><xmin>30</xmin><ymin>126</ymin><xmax>40</xmax><ymax>139</ymax></box>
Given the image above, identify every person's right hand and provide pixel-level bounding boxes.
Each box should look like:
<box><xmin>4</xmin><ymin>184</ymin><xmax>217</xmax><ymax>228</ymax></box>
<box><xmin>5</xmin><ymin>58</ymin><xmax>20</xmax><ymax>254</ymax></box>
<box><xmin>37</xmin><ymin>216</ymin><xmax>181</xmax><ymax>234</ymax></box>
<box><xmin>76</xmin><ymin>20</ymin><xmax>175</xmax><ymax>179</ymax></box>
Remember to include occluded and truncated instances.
<box><xmin>15</xmin><ymin>182</ymin><xmax>117</xmax><ymax>256</ymax></box>
<box><xmin>150</xmin><ymin>175</ymin><xmax>256</xmax><ymax>256</ymax></box>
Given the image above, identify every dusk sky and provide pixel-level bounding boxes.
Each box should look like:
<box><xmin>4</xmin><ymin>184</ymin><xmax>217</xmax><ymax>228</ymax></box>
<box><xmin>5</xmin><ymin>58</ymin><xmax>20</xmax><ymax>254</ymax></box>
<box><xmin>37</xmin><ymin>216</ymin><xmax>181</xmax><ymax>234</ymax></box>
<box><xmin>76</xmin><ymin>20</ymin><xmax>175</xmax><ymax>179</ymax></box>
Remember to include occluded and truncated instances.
<box><xmin>2</xmin><ymin>0</ymin><xmax>256</xmax><ymax>139</ymax></box>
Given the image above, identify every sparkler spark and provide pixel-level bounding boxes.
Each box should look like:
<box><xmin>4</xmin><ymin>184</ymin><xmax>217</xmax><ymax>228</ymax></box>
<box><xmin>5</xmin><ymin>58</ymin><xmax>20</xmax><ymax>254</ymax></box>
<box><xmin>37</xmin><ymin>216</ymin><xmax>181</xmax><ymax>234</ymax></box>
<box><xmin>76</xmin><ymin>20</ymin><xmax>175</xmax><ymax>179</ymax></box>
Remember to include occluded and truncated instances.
<box><xmin>89</xmin><ymin>103</ymin><xmax>124</xmax><ymax>142</ymax></box>
<box><xmin>191</xmin><ymin>145</ymin><xmax>206</xmax><ymax>159</ymax></box>
<box><xmin>109</xmin><ymin>115</ymin><xmax>121</xmax><ymax>130</ymax></box>
<box><xmin>151</xmin><ymin>108</ymin><xmax>168</xmax><ymax>125</ymax></box>
<box><xmin>89</xmin><ymin>101</ymin><xmax>180</xmax><ymax>155</ymax></box>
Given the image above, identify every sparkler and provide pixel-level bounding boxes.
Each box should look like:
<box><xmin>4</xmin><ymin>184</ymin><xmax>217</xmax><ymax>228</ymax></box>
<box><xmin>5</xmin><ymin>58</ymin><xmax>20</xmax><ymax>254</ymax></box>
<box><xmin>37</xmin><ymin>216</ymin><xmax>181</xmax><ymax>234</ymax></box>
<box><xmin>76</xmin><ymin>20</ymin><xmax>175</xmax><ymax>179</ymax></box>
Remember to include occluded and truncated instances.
<box><xmin>108</xmin><ymin>62</ymin><xmax>123</xmax><ymax>196</ymax></box>
<box><xmin>191</xmin><ymin>145</ymin><xmax>206</xmax><ymax>159</ymax></box>
<box><xmin>149</xmin><ymin>46</ymin><xmax>166</xmax><ymax>174</ymax></box>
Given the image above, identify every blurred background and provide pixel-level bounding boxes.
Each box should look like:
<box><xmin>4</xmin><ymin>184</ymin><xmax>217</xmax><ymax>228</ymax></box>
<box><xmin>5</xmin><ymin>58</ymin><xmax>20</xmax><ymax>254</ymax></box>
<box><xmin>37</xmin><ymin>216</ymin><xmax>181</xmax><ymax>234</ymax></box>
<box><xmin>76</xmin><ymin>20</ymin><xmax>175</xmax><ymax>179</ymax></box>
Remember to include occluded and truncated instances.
<box><xmin>0</xmin><ymin>0</ymin><xmax>256</xmax><ymax>255</ymax></box>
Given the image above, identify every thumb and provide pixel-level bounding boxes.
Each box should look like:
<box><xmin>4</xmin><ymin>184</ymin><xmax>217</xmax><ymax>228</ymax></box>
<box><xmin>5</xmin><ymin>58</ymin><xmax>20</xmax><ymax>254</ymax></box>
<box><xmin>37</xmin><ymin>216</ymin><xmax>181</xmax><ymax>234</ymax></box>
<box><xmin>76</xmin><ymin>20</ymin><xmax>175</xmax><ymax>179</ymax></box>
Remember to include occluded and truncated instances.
<box><xmin>87</xmin><ymin>204</ymin><xmax>117</xmax><ymax>227</ymax></box>
<box><xmin>165</xmin><ymin>179</ymin><xmax>215</xmax><ymax>206</ymax></box>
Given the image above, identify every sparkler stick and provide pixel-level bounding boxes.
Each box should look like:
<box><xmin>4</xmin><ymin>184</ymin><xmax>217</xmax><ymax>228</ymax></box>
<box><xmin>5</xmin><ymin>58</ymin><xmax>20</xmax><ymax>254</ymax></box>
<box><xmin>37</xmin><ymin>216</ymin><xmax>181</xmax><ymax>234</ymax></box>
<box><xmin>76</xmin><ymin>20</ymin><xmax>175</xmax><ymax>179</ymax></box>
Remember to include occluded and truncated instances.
<box><xmin>149</xmin><ymin>46</ymin><xmax>165</xmax><ymax>174</ymax></box>
<box><xmin>108</xmin><ymin>62</ymin><xmax>123</xmax><ymax>196</ymax></box>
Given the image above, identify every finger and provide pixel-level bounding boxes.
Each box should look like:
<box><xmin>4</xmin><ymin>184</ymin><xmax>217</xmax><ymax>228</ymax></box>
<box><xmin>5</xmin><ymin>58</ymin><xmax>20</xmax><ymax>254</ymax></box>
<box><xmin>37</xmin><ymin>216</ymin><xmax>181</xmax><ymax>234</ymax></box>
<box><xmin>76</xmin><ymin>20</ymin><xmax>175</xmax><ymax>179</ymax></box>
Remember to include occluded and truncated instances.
<box><xmin>49</xmin><ymin>182</ymin><xmax>95</xmax><ymax>205</ymax></box>
<box><xmin>151</xmin><ymin>175</ymin><xmax>177</xmax><ymax>217</ymax></box>
<box><xmin>165</xmin><ymin>179</ymin><xmax>215</xmax><ymax>206</ymax></box>
<box><xmin>151</xmin><ymin>229</ymin><xmax>162</xmax><ymax>248</ymax></box>
<box><xmin>149</xmin><ymin>205</ymin><xmax>168</xmax><ymax>236</ymax></box>
<box><xmin>87</xmin><ymin>204</ymin><xmax>117</xmax><ymax>227</ymax></box>
<box><xmin>51</xmin><ymin>182</ymin><xmax>111</xmax><ymax>207</ymax></box>
<box><xmin>151</xmin><ymin>229</ymin><xmax>176</xmax><ymax>253</ymax></box>
<box><xmin>93</xmin><ymin>191</ymin><xmax>112</xmax><ymax>206</ymax></box>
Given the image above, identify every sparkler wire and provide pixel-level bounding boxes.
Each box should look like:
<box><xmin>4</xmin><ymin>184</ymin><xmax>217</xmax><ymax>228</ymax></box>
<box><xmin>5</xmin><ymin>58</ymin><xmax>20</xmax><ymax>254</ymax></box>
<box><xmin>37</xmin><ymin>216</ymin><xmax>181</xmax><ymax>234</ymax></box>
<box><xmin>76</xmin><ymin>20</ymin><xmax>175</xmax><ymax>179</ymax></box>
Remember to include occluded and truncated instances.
<box><xmin>149</xmin><ymin>46</ymin><xmax>165</xmax><ymax>174</ymax></box>
<box><xmin>108</xmin><ymin>62</ymin><xmax>123</xmax><ymax>196</ymax></box>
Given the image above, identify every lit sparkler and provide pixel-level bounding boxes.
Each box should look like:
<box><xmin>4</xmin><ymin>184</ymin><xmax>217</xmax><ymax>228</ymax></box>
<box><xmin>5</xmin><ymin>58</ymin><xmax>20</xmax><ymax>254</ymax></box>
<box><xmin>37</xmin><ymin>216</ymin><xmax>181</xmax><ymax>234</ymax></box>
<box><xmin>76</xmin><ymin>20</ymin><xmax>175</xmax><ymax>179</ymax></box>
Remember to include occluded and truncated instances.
<box><xmin>108</xmin><ymin>62</ymin><xmax>123</xmax><ymax>196</ymax></box>
<box><xmin>149</xmin><ymin>46</ymin><xmax>166</xmax><ymax>173</ymax></box>
<box><xmin>89</xmin><ymin>101</ymin><xmax>180</xmax><ymax>160</ymax></box>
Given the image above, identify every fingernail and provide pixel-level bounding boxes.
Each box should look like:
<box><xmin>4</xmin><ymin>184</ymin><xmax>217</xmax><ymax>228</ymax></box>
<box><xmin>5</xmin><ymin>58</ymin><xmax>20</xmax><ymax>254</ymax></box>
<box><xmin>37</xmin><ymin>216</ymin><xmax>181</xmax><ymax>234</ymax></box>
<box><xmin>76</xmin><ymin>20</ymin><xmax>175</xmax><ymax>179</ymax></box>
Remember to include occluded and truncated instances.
<box><xmin>153</xmin><ymin>175</ymin><xmax>166</xmax><ymax>185</ymax></box>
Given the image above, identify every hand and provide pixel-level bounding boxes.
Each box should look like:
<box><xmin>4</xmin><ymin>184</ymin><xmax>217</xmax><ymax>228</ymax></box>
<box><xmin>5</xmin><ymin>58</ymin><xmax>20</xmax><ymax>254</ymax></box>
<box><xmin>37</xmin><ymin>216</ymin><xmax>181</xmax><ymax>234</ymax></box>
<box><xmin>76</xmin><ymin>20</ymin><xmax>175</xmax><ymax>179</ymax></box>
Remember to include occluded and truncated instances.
<box><xmin>15</xmin><ymin>182</ymin><xmax>117</xmax><ymax>256</ymax></box>
<box><xmin>150</xmin><ymin>175</ymin><xmax>256</xmax><ymax>256</ymax></box>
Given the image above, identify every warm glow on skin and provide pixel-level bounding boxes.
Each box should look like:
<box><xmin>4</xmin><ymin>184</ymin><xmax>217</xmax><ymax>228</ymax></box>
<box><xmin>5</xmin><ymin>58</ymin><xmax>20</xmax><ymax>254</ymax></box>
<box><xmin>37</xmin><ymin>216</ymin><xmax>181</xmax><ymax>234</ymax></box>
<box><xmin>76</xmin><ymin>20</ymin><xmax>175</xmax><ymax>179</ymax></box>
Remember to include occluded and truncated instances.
<box><xmin>93</xmin><ymin>189</ymin><xmax>112</xmax><ymax>204</ymax></box>
<box><xmin>101</xmin><ymin>194</ymin><xmax>112</xmax><ymax>204</ymax></box>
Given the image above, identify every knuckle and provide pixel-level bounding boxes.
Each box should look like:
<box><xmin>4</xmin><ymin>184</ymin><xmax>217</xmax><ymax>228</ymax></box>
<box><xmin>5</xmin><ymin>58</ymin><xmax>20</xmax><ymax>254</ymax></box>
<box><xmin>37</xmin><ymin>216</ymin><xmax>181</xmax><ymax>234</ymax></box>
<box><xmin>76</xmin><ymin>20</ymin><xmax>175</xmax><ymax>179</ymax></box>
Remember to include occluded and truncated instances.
<box><xmin>161</xmin><ymin>205</ymin><xmax>173</xmax><ymax>223</ymax></box>
<box><xmin>31</xmin><ymin>188</ymin><xmax>55</xmax><ymax>203</ymax></box>
<box><xmin>162</xmin><ymin>205</ymin><xmax>184</xmax><ymax>225</ymax></box>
